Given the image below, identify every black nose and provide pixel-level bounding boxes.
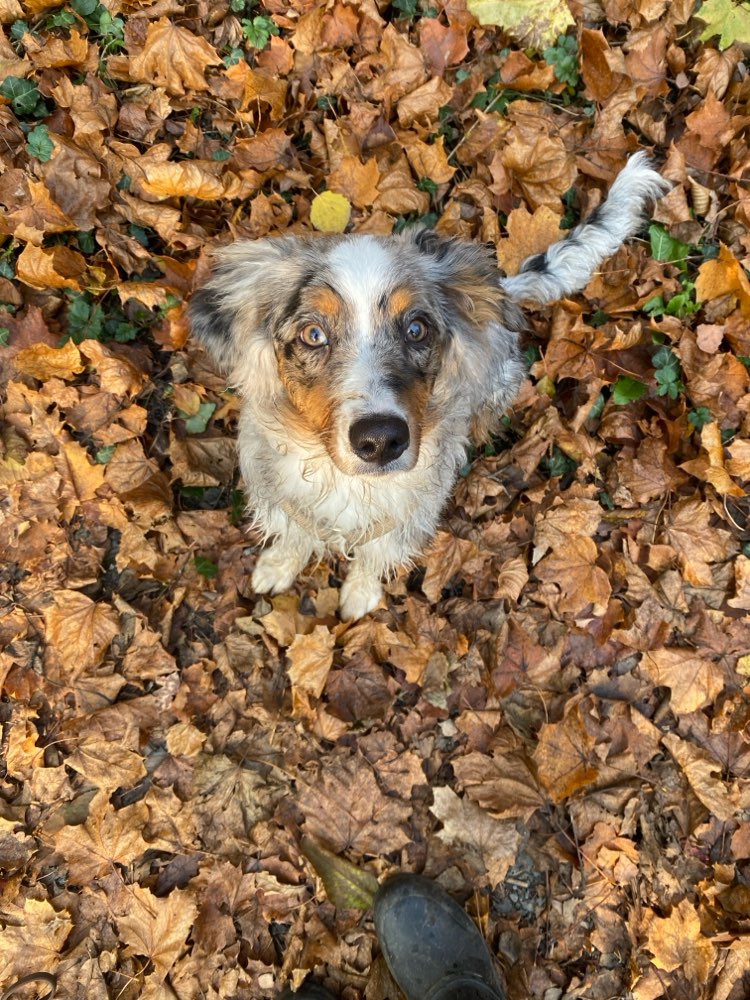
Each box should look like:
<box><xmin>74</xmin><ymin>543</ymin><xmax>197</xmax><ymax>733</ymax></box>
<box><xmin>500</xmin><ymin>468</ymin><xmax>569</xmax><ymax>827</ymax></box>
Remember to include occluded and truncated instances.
<box><xmin>349</xmin><ymin>415</ymin><xmax>410</xmax><ymax>466</ymax></box>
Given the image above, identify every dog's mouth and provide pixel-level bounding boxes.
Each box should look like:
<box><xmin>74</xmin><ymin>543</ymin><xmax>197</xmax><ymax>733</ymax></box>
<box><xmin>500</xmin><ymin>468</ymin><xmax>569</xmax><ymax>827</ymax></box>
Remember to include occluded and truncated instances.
<box><xmin>328</xmin><ymin>411</ymin><xmax>420</xmax><ymax>477</ymax></box>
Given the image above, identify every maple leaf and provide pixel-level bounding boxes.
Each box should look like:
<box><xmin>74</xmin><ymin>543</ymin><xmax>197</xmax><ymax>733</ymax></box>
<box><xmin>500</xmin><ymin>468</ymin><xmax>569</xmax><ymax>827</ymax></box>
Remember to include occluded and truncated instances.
<box><xmin>695</xmin><ymin>242</ymin><xmax>750</xmax><ymax>318</ymax></box>
<box><xmin>698</xmin><ymin>0</ymin><xmax>750</xmax><ymax>49</ymax></box>
<box><xmin>646</xmin><ymin>897</ymin><xmax>717</xmax><ymax>979</ymax></box>
<box><xmin>43</xmin><ymin>590</ymin><xmax>119</xmax><ymax>677</ymax></box>
<box><xmin>430</xmin><ymin>786</ymin><xmax>522</xmax><ymax>886</ymax></box>
<box><xmin>16</xmin><ymin>242</ymin><xmax>86</xmax><ymax>290</ymax></box>
<box><xmin>533</xmin><ymin>702</ymin><xmax>600</xmax><ymax>802</ymax></box>
<box><xmin>129</xmin><ymin>18</ymin><xmax>222</xmax><ymax>96</ymax></box>
<box><xmin>468</xmin><ymin>0</ymin><xmax>574</xmax><ymax>49</ymax></box>
<box><xmin>117</xmin><ymin>885</ymin><xmax>198</xmax><ymax>981</ymax></box>
<box><xmin>0</xmin><ymin>899</ymin><xmax>72</xmax><ymax>982</ymax></box>
<box><xmin>287</xmin><ymin>624</ymin><xmax>336</xmax><ymax>702</ymax></box>
<box><xmin>639</xmin><ymin>648</ymin><xmax>724</xmax><ymax>714</ymax></box>
<box><xmin>14</xmin><ymin>340</ymin><xmax>84</xmax><ymax>381</ymax></box>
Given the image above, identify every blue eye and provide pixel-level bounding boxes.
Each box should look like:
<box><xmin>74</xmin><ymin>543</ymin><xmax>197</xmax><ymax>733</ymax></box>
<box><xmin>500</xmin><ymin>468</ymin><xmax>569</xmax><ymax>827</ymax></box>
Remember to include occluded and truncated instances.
<box><xmin>405</xmin><ymin>319</ymin><xmax>428</xmax><ymax>342</ymax></box>
<box><xmin>299</xmin><ymin>324</ymin><xmax>329</xmax><ymax>347</ymax></box>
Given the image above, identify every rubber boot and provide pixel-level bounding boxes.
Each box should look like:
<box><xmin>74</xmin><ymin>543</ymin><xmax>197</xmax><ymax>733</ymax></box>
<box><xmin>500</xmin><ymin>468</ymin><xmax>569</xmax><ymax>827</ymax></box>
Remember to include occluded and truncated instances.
<box><xmin>373</xmin><ymin>873</ymin><xmax>506</xmax><ymax>1000</ymax></box>
<box><xmin>277</xmin><ymin>984</ymin><xmax>337</xmax><ymax>1000</ymax></box>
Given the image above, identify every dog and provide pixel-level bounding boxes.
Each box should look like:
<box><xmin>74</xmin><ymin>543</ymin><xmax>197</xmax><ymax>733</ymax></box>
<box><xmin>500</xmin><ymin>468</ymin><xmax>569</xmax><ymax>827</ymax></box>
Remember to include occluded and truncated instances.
<box><xmin>189</xmin><ymin>153</ymin><xmax>668</xmax><ymax>620</ymax></box>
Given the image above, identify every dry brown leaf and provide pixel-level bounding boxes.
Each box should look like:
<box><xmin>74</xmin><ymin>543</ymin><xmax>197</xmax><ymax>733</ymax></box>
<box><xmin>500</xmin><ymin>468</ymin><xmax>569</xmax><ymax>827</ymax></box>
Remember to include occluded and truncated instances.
<box><xmin>679</xmin><ymin>420</ymin><xmax>744</xmax><ymax>497</ymax></box>
<box><xmin>117</xmin><ymin>885</ymin><xmax>198</xmax><ymax>981</ymax></box>
<box><xmin>396</xmin><ymin>76</ymin><xmax>453</xmax><ymax>127</ymax></box>
<box><xmin>534</xmin><ymin>702</ymin><xmax>599</xmax><ymax>803</ymax></box>
<box><xmin>402</xmin><ymin>135</ymin><xmax>455</xmax><ymax>185</ymax></box>
<box><xmin>534</xmin><ymin>535</ymin><xmax>611</xmax><ymax>615</ymax></box>
<box><xmin>328</xmin><ymin>155</ymin><xmax>381</xmax><ymax>208</ymax></box>
<box><xmin>53</xmin><ymin>795</ymin><xmax>153</xmax><ymax>881</ymax></box>
<box><xmin>0</xmin><ymin>899</ymin><xmax>72</xmax><ymax>981</ymax></box>
<box><xmin>287</xmin><ymin>625</ymin><xmax>336</xmax><ymax>701</ymax></box>
<box><xmin>497</xmin><ymin>204</ymin><xmax>562</xmax><ymax>276</ymax></box>
<box><xmin>640</xmin><ymin>648</ymin><xmax>724</xmax><ymax>714</ymax></box>
<box><xmin>695</xmin><ymin>242</ymin><xmax>750</xmax><ymax>317</ymax></box>
<box><xmin>66</xmin><ymin>738</ymin><xmax>146</xmax><ymax>793</ymax></box>
<box><xmin>453</xmin><ymin>751</ymin><xmax>545</xmax><ymax>821</ymax></box>
<box><xmin>663</xmin><ymin>733</ymin><xmax>746</xmax><ymax>822</ymax></box>
<box><xmin>430</xmin><ymin>786</ymin><xmax>522</xmax><ymax>885</ymax></box>
<box><xmin>129</xmin><ymin>18</ymin><xmax>222</xmax><ymax>96</ymax></box>
<box><xmin>666</xmin><ymin>496</ymin><xmax>733</xmax><ymax>587</ymax></box>
<box><xmin>421</xmin><ymin>531</ymin><xmax>478</xmax><ymax>604</ymax></box>
<box><xmin>24</xmin><ymin>28</ymin><xmax>90</xmax><ymax>68</ymax></box>
<box><xmin>43</xmin><ymin>590</ymin><xmax>120</xmax><ymax>677</ymax></box>
<box><xmin>503</xmin><ymin>133</ymin><xmax>577</xmax><ymax>209</ymax></box>
<box><xmin>646</xmin><ymin>897</ymin><xmax>717</xmax><ymax>978</ymax></box>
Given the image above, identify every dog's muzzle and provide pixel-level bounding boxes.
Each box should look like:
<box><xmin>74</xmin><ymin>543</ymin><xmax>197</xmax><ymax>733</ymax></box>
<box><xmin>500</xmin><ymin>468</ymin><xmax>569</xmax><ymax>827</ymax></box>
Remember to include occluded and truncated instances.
<box><xmin>348</xmin><ymin>414</ymin><xmax>410</xmax><ymax>467</ymax></box>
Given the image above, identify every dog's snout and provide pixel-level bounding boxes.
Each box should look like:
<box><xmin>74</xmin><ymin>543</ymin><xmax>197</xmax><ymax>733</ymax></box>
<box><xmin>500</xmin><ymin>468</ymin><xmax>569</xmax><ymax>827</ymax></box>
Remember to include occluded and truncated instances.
<box><xmin>349</xmin><ymin>415</ymin><xmax>410</xmax><ymax>466</ymax></box>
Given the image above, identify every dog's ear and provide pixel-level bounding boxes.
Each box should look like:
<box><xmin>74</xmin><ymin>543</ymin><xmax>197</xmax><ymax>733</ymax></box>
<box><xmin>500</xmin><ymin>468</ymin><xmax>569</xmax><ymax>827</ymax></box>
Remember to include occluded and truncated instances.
<box><xmin>411</xmin><ymin>229</ymin><xmax>514</xmax><ymax>331</ymax></box>
<box><xmin>189</xmin><ymin>238</ymin><xmax>306</xmax><ymax>375</ymax></box>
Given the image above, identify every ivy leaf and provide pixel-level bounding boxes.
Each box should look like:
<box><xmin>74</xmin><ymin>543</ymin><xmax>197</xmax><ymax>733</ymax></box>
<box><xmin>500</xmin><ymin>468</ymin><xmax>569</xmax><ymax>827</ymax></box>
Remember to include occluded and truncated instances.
<box><xmin>26</xmin><ymin>124</ymin><xmax>54</xmax><ymax>163</ymax></box>
<box><xmin>697</xmin><ymin>0</ymin><xmax>750</xmax><ymax>49</ymax></box>
<box><xmin>0</xmin><ymin>76</ymin><xmax>43</xmax><ymax>117</ymax></box>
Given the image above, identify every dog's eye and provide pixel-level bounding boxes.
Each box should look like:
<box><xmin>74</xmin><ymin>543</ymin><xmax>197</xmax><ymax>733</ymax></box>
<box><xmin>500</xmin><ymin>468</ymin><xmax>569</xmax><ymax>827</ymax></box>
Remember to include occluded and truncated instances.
<box><xmin>405</xmin><ymin>319</ymin><xmax>428</xmax><ymax>343</ymax></box>
<box><xmin>299</xmin><ymin>324</ymin><xmax>329</xmax><ymax>348</ymax></box>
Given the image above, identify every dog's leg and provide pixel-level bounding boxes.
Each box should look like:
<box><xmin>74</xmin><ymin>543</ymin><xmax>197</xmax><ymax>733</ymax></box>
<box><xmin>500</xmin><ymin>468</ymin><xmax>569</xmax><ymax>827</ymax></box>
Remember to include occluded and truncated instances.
<box><xmin>251</xmin><ymin>526</ymin><xmax>315</xmax><ymax>597</ymax></box>
<box><xmin>339</xmin><ymin>532</ymin><xmax>416</xmax><ymax>621</ymax></box>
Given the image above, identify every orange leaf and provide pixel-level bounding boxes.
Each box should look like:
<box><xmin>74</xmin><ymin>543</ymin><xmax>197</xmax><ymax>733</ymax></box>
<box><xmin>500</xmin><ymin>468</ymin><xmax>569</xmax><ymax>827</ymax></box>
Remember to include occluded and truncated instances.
<box><xmin>640</xmin><ymin>648</ymin><xmax>724</xmax><ymax>713</ymax></box>
<box><xmin>13</xmin><ymin>340</ymin><xmax>84</xmax><ymax>381</ymax></box>
<box><xmin>287</xmin><ymin>625</ymin><xmax>336</xmax><ymax>701</ymax></box>
<box><xmin>695</xmin><ymin>243</ymin><xmax>750</xmax><ymax>317</ymax></box>
<box><xmin>328</xmin><ymin>156</ymin><xmax>381</xmax><ymax>208</ymax></box>
<box><xmin>497</xmin><ymin>204</ymin><xmax>562</xmax><ymax>276</ymax></box>
<box><xmin>43</xmin><ymin>590</ymin><xmax>120</xmax><ymax>678</ymax></box>
<box><xmin>16</xmin><ymin>242</ymin><xmax>85</xmax><ymax>290</ymax></box>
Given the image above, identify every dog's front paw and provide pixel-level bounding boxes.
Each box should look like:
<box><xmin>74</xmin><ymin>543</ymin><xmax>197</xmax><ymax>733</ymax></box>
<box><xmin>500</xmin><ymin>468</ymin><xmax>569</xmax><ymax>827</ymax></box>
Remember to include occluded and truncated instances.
<box><xmin>339</xmin><ymin>574</ymin><xmax>384</xmax><ymax>621</ymax></box>
<box><xmin>252</xmin><ymin>547</ymin><xmax>303</xmax><ymax>596</ymax></box>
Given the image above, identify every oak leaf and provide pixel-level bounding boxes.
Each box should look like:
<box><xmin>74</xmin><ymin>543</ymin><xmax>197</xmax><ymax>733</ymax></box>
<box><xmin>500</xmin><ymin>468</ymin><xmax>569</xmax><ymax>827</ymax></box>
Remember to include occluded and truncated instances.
<box><xmin>646</xmin><ymin>897</ymin><xmax>717</xmax><ymax>978</ymax></box>
<box><xmin>640</xmin><ymin>648</ymin><xmax>724</xmax><ymax>714</ymax></box>
<box><xmin>129</xmin><ymin>18</ymin><xmax>222</xmax><ymax>96</ymax></box>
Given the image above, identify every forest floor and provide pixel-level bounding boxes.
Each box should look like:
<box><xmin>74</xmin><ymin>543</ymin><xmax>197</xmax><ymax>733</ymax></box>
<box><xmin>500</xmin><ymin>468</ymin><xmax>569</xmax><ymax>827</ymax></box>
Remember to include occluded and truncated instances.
<box><xmin>1</xmin><ymin>0</ymin><xmax>750</xmax><ymax>998</ymax></box>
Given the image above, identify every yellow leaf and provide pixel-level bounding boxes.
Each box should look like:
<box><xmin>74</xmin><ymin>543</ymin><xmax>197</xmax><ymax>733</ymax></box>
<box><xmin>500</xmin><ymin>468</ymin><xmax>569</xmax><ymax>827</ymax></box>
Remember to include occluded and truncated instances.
<box><xmin>13</xmin><ymin>340</ymin><xmax>83</xmax><ymax>381</ymax></box>
<box><xmin>695</xmin><ymin>243</ymin><xmax>750</xmax><ymax>317</ymax></box>
<box><xmin>468</xmin><ymin>0</ymin><xmax>574</xmax><ymax>49</ymax></box>
<box><xmin>129</xmin><ymin>18</ymin><xmax>222</xmax><ymax>96</ymax></box>
<box><xmin>310</xmin><ymin>190</ymin><xmax>352</xmax><ymax>233</ymax></box>
<box><xmin>137</xmin><ymin>161</ymin><xmax>227</xmax><ymax>201</ymax></box>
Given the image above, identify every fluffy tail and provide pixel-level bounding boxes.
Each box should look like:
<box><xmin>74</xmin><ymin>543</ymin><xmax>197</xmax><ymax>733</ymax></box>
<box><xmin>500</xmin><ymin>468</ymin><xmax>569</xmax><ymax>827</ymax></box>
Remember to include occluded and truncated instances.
<box><xmin>499</xmin><ymin>152</ymin><xmax>670</xmax><ymax>305</ymax></box>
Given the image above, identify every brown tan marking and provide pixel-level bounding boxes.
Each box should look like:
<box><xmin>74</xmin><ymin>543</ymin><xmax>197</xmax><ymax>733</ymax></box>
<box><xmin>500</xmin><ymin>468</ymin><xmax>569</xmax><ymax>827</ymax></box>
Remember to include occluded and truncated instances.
<box><xmin>306</xmin><ymin>286</ymin><xmax>344</xmax><ymax>321</ymax></box>
<box><xmin>388</xmin><ymin>287</ymin><xmax>414</xmax><ymax>319</ymax></box>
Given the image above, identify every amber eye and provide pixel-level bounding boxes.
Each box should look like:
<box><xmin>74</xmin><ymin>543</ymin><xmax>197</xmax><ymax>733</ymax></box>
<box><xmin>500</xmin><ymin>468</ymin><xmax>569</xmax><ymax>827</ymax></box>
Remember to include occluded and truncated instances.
<box><xmin>405</xmin><ymin>319</ymin><xmax>428</xmax><ymax>343</ymax></box>
<box><xmin>299</xmin><ymin>324</ymin><xmax>329</xmax><ymax>348</ymax></box>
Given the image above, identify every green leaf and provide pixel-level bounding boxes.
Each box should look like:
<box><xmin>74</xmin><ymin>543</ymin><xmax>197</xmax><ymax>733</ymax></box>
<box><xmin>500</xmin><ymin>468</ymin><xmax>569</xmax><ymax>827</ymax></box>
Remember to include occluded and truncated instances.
<box><xmin>72</xmin><ymin>0</ymin><xmax>99</xmax><ymax>16</ymax></box>
<box><xmin>698</xmin><ymin>0</ymin><xmax>750</xmax><ymax>49</ymax></box>
<box><xmin>241</xmin><ymin>14</ymin><xmax>279</xmax><ymax>49</ymax></box>
<box><xmin>301</xmin><ymin>837</ymin><xmax>379</xmax><ymax>911</ymax></box>
<box><xmin>95</xmin><ymin>445</ymin><xmax>116</xmax><ymax>464</ymax></box>
<box><xmin>612</xmin><ymin>377</ymin><xmax>647</xmax><ymax>405</ymax></box>
<box><xmin>544</xmin><ymin>34</ymin><xmax>579</xmax><ymax>88</ymax></box>
<box><xmin>194</xmin><ymin>556</ymin><xmax>219</xmax><ymax>579</ymax></box>
<box><xmin>688</xmin><ymin>407</ymin><xmax>713</xmax><ymax>431</ymax></box>
<box><xmin>67</xmin><ymin>294</ymin><xmax>104</xmax><ymax>343</ymax></box>
<box><xmin>0</xmin><ymin>327</ymin><xmax>10</xmax><ymax>347</ymax></box>
<box><xmin>648</xmin><ymin>223</ymin><xmax>691</xmax><ymax>269</ymax></box>
<box><xmin>182</xmin><ymin>403</ymin><xmax>217</xmax><ymax>435</ymax></box>
<box><xmin>26</xmin><ymin>124</ymin><xmax>54</xmax><ymax>162</ymax></box>
<box><xmin>0</xmin><ymin>76</ymin><xmax>43</xmax><ymax>117</ymax></box>
<box><xmin>467</xmin><ymin>0</ymin><xmax>574</xmax><ymax>50</ymax></box>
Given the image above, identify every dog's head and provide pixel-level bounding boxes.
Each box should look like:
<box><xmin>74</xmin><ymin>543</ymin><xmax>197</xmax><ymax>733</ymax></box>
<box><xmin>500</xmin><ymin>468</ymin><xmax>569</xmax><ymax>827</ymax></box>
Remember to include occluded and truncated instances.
<box><xmin>189</xmin><ymin>231</ymin><xmax>523</xmax><ymax>476</ymax></box>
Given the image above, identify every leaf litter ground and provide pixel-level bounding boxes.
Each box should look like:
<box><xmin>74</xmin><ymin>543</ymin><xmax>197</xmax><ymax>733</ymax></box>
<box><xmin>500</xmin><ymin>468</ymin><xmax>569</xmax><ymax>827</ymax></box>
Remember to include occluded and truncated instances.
<box><xmin>1</xmin><ymin>1</ymin><xmax>750</xmax><ymax>999</ymax></box>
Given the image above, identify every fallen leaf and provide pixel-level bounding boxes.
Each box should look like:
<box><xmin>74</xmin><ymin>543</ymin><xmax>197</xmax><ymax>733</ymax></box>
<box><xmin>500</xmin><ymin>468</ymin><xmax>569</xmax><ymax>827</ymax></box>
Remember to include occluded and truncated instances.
<box><xmin>467</xmin><ymin>0</ymin><xmax>575</xmax><ymax>49</ymax></box>
<box><xmin>117</xmin><ymin>885</ymin><xmax>198</xmax><ymax>981</ymax></box>
<box><xmin>43</xmin><ymin>591</ymin><xmax>120</xmax><ymax>677</ymax></box>
<box><xmin>646</xmin><ymin>897</ymin><xmax>717</xmax><ymax>978</ymax></box>
<box><xmin>640</xmin><ymin>648</ymin><xmax>724</xmax><ymax>714</ymax></box>
<box><xmin>695</xmin><ymin>242</ymin><xmax>750</xmax><ymax>317</ymax></box>
<box><xmin>14</xmin><ymin>340</ymin><xmax>84</xmax><ymax>381</ymax></box>
<box><xmin>129</xmin><ymin>18</ymin><xmax>222</xmax><ymax>96</ymax></box>
<box><xmin>287</xmin><ymin>625</ymin><xmax>336</xmax><ymax>701</ymax></box>
<box><xmin>497</xmin><ymin>204</ymin><xmax>563</xmax><ymax>276</ymax></box>
<box><xmin>430</xmin><ymin>786</ymin><xmax>522</xmax><ymax>885</ymax></box>
<box><xmin>310</xmin><ymin>190</ymin><xmax>352</xmax><ymax>232</ymax></box>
